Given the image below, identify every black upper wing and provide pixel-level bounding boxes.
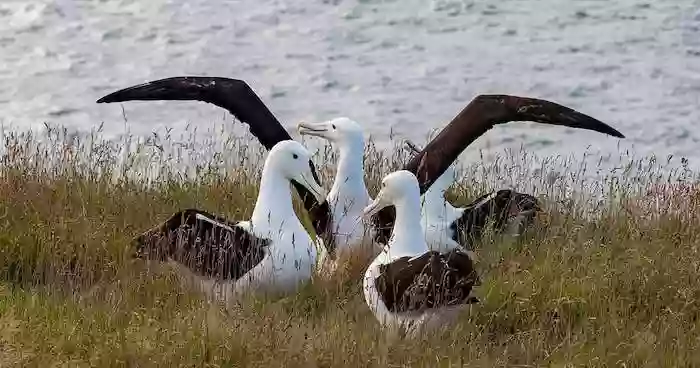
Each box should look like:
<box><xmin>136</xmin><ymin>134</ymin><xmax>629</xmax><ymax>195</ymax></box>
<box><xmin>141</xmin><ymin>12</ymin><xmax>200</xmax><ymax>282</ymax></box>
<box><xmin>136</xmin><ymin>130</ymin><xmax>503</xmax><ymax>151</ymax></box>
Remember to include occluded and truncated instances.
<box><xmin>132</xmin><ymin>208</ymin><xmax>270</xmax><ymax>281</ymax></box>
<box><xmin>406</xmin><ymin>95</ymin><xmax>623</xmax><ymax>194</ymax></box>
<box><xmin>98</xmin><ymin>77</ymin><xmax>335</xmax><ymax>253</ymax></box>
<box><xmin>375</xmin><ymin>249</ymin><xmax>480</xmax><ymax>313</ymax></box>
<box><xmin>99</xmin><ymin>77</ymin><xmax>289</xmax><ymax>151</ymax></box>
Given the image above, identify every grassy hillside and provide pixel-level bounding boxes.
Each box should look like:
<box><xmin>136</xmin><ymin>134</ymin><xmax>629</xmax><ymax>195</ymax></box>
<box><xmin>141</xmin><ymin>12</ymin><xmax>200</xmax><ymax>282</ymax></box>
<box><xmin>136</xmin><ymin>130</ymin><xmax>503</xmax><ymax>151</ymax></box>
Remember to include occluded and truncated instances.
<box><xmin>0</xmin><ymin>125</ymin><xmax>698</xmax><ymax>367</ymax></box>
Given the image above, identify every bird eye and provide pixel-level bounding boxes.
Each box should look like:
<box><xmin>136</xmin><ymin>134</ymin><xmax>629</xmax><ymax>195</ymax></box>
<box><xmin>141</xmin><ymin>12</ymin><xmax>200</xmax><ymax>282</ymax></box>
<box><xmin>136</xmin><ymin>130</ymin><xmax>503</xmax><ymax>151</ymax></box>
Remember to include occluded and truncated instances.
<box><xmin>332</xmin><ymin>124</ymin><xmax>336</xmax><ymax>129</ymax></box>
<box><xmin>292</xmin><ymin>153</ymin><xmax>299</xmax><ymax>159</ymax></box>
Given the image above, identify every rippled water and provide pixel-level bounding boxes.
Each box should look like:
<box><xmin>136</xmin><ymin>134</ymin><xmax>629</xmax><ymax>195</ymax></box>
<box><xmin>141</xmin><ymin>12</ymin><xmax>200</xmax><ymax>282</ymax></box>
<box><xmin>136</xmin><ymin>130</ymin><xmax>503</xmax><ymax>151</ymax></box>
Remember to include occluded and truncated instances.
<box><xmin>0</xmin><ymin>0</ymin><xmax>699</xmax><ymax>170</ymax></box>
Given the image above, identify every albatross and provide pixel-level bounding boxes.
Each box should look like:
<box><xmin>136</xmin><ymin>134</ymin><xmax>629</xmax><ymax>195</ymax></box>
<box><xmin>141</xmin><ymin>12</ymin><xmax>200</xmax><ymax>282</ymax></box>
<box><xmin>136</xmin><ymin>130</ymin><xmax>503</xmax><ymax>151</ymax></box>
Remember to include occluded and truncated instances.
<box><xmin>97</xmin><ymin>77</ymin><xmax>337</xmax><ymax>252</ymax></box>
<box><xmin>371</xmin><ymin>95</ymin><xmax>625</xmax><ymax>243</ymax></box>
<box><xmin>361</xmin><ymin>170</ymin><xmax>480</xmax><ymax>337</ymax></box>
<box><xmin>132</xmin><ymin>140</ymin><xmax>327</xmax><ymax>303</ymax></box>
<box><xmin>297</xmin><ymin>117</ymin><xmax>376</xmax><ymax>254</ymax></box>
<box><xmin>403</xmin><ymin>140</ymin><xmax>540</xmax><ymax>254</ymax></box>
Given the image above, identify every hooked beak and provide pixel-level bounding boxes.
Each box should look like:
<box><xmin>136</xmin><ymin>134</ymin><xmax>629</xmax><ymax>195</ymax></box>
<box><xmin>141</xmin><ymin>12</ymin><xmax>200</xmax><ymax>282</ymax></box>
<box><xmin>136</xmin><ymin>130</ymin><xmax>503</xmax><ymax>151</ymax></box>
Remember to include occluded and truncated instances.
<box><xmin>361</xmin><ymin>188</ymin><xmax>391</xmax><ymax>221</ymax></box>
<box><xmin>294</xmin><ymin>167</ymin><xmax>328</xmax><ymax>204</ymax></box>
<box><xmin>298</xmin><ymin>122</ymin><xmax>330</xmax><ymax>139</ymax></box>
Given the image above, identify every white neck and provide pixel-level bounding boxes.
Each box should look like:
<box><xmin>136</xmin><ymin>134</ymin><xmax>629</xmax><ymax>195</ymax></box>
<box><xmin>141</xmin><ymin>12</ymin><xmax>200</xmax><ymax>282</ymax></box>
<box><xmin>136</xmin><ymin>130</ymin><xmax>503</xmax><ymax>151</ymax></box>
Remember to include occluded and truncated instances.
<box><xmin>421</xmin><ymin>168</ymin><xmax>458</xmax><ymax>215</ymax></box>
<box><xmin>422</xmin><ymin>186</ymin><xmax>448</xmax><ymax>206</ymax></box>
<box><xmin>250</xmin><ymin>165</ymin><xmax>298</xmax><ymax>233</ymax></box>
<box><xmin>328</xmin><ymin>139</ymin><xmax>370</xmax><ymax>204</ymax></box>
<box><xmin>388</xmin><ymin>194</ymin><xmax>430</xmax><ymax>257</ymax></box>
<box><xmin>432</xmin><ymin>168</ymin><xmax>455</xmax><ymax>196</ymax></box>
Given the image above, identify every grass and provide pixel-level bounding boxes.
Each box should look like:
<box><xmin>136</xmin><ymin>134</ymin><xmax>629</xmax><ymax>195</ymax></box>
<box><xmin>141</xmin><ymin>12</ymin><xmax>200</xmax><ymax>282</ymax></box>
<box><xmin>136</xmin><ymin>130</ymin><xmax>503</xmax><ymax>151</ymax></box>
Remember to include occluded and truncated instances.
<box><xmin>0</xmin><ymin>122</ymin><xmax>699</xmax><ymax>367</ymax></box>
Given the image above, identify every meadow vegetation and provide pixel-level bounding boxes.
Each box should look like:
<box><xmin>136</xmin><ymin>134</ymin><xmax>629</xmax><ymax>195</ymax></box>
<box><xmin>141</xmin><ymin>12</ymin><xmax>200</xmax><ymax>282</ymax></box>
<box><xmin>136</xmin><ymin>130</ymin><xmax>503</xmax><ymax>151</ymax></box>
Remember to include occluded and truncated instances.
<box><xmin>0</xmin><ymin>123</ymin><xmax>698</xmax><ymax>367</ymax></box>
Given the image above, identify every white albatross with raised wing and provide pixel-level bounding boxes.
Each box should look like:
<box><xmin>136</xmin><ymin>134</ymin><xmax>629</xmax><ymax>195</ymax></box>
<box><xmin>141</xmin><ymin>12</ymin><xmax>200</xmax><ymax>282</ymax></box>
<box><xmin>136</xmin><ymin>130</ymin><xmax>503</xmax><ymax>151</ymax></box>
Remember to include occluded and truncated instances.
<box><xmin>401</xmin><ymin>141</ymin><xmax>539</xmax><ymax>256</ymax></box>
<box><xmin>132</xmin><ymin>140</ymin><xmax>327</xmax><ymax>303</ymax></box>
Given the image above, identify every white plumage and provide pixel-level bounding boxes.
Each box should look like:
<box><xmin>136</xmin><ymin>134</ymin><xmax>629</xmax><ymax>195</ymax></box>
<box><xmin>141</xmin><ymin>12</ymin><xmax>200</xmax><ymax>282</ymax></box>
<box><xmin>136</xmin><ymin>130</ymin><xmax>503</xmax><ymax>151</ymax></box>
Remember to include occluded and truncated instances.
<box><xmin>134</xmin><ymin>140</ymin><xmax>327</xmax><ymax>304</ymax></box>
<box><xmin>298</xmin><ymin>118</ymin><xmax>378</xmax><ymax>255</ymax></box>
<box><xmin>361</xmin><ymin>170</ymin><xmax>479</xmax><ymax>337</ymax></box>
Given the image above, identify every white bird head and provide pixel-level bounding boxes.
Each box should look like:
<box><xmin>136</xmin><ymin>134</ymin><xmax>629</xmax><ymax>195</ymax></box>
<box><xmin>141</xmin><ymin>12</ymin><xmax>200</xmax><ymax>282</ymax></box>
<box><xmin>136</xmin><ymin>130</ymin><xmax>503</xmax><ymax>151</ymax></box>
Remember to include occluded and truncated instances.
<box><xmin>361</xmin><ymin>170</ymin><xmax>421</xmax><ymax>220</ymax></box>
<box><xmin>266</xmin><ymin>140</ymin><xmax>327</xmax><ymax>204</ymax></box>
<box><xmin>297</xmin><ymin>117</ymin><xmax>365</xmax><ymax>147</ymax></box>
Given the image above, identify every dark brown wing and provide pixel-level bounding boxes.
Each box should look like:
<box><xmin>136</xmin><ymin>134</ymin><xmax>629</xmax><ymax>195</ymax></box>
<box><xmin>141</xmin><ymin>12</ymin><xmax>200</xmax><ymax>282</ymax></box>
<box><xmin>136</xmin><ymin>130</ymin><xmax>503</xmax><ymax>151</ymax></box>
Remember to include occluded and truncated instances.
<box><xmin>452</xmin><ymin>190</ymin><xmax>540</xmax><ymax>246</ymax></box>
<box><xmin>375</xmin><ymin>250</ymin><xmax>480</xmax><ymax>313</ymax></box>
<box><xmin>373</xmin><ymin>95</ymin><xmax>624</xmax><ymax>242</ymax></box>
<box><xmin>408</xmin><ymin>95</ymin><xmax>623</xmax><ymax>193</ymax></box>
<box><xmin>98</xmin><ymin>77</ymin><xmax>289</xmax><ymax>151</ymax></box>
<box><xmin>97</xmin><ymin>77</ymin><xmax>335</xmax><ymax>253</ymax></box>
<box><xmin>132</xmin><ymin>208</ymin><xmax>270</xmax><ymax>281</ymax></box>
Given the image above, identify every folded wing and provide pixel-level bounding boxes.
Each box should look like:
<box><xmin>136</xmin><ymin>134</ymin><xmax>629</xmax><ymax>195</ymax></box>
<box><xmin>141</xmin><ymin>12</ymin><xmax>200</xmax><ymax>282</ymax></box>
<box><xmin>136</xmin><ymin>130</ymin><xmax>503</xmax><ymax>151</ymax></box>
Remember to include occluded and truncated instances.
<box><xmin>132</xmin><ymin>208</ymin><xmax>270</xmax><ymax>281</ymax></box>
<box><xmin>375</xmin><ymin>249</ymin><xmax>480</xmax><ymax>313</ymax></box>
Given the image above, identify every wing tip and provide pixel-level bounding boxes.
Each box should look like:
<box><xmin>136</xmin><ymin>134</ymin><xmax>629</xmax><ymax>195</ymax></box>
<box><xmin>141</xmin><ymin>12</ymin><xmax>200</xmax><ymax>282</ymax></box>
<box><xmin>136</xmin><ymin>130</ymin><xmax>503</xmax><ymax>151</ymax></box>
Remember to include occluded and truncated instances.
<box><xmin>555</xmin><ymin>103</ymin><xmax>626</xmax><ymax>140</ymax></box>
<box><xmin>96</xmin><ymin>92</ymin><xmax>125</xmax><ymax>104</ymax></box>
<box><xmin>612</xmin><ymin>129</ymin><xmax>625</xmax><ymax>139</ymax></box>
<box><xmin>584</xmin><ymin>115</ymin><xmax>624</xmax><ymax>139</ymax></box>
<box><xmin>597</xmin><ymin>123</ymin><xmax>625</xmax><ymax>139</ymax></box>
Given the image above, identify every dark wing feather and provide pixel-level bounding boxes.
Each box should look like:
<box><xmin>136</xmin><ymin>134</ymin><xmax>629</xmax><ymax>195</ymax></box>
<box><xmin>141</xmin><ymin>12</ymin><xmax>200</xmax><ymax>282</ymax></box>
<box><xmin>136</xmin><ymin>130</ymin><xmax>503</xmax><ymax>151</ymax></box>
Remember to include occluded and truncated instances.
<box><xmin>407</xmin><ymin>95</ymin><xmax>623</xmax><ymax>194</ymax></box>
<box><xmin>375</xmin><ymin>250</ymin><xmax>480</xmax><ymax>313</ymax></box>
<box><xmin>132</xmin><ymin>209</ymin><xmax>270</xmax><ymax>281</ymax></box>
<box><xmin>451</xmin><ymin>190</ymin><xmax>540</xmax><ymax>246</ymax></box>
<box><xmin>98</xmin><ymin>77</ymin><xmax>289</xmax><ymax>150</ymax></box>
<box><xmin>97</xmin><ymin>77</ymin><xmax>335</xmax><ymax>253</ymax></box>
<box><xmin>373</xmin><ymin>95</ymin><xmax>624</xmax><ymax>242</ymax></box>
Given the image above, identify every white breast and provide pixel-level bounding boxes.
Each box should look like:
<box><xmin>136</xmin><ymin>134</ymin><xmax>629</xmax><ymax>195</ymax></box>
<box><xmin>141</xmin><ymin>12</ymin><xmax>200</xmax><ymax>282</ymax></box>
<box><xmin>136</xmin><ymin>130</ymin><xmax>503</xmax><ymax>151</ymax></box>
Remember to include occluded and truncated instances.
<box><xmin>362</xmin><ymin>251</ymin><xmax>397</xmax><ymax>329</ymax></box>
<box><xmin>328</xmin><ymin>193</ymin><xmax>374</xmax><ymax>250</ymax></box>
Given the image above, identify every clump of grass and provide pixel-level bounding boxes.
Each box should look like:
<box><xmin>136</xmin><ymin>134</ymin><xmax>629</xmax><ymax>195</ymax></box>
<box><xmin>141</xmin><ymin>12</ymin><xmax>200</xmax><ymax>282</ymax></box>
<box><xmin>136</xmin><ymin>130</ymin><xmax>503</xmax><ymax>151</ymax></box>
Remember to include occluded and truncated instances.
<box><xmin>0</xmin><ymin>122</ymin><xmax>699</xmax><ymax>367</ymax></box>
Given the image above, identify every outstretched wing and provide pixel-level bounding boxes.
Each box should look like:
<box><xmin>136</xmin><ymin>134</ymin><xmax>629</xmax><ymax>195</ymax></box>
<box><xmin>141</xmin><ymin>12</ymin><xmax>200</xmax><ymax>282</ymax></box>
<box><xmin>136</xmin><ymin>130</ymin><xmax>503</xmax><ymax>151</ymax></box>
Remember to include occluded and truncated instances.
<box><xmin>132</xmin><ymin>208</ymin><xmax>270</xmax><ymax>281</ymax></box>
<box><xmin>407</xmin><ymin>95</ymin><xmax>623</xmax><ymax>193</ymax></box>
<box><xmin>375</xmin><ymin>250</ymin><xmax>480</xmax><ymax>313</ymax></box>
<box><xmin>98</xmin><ymin>77</ymin><xmax>290</xmax><ymax>151</ymax></box>
<box><xmin>98</xmin><ymin>77</ymin><xmax>335</xmax><ymax>253</ymax></box>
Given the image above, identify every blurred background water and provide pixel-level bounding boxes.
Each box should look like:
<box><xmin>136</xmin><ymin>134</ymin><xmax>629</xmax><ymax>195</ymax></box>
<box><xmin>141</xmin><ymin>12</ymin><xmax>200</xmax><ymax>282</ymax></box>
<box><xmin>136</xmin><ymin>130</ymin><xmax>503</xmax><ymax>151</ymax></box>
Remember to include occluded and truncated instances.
<box><xmin>0</xmin><ymin>0</ymin><xmax>699</xmax><ymax>174</ymax></box>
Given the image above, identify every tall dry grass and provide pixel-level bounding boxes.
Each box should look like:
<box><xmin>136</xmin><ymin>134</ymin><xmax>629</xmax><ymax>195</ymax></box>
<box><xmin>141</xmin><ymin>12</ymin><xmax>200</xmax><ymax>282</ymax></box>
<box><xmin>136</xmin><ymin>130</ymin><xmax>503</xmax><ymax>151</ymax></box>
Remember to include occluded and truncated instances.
<box><xmin>0</xmin><ymin>123</ymin><xmax>699</xmax><ymax>367</ymax></box>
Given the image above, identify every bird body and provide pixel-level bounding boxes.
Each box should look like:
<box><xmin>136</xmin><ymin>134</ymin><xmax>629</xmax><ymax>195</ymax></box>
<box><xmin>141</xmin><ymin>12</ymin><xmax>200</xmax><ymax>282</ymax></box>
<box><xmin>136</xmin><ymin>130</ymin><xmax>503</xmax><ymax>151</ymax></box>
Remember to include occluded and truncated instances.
<box><xmin>361</xmin><ymin>170</ymin><xmax>479</xmax><ymax>336</ymax></box>
<box><xmin>298</xmin><ymin>118</ymin><xmax>377</xmax><ymax>255</ymax></box>
<box><xmin>132</xmin><ymin>140</ymin><xmax>327</xmax><ymax>303</ymax></box>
